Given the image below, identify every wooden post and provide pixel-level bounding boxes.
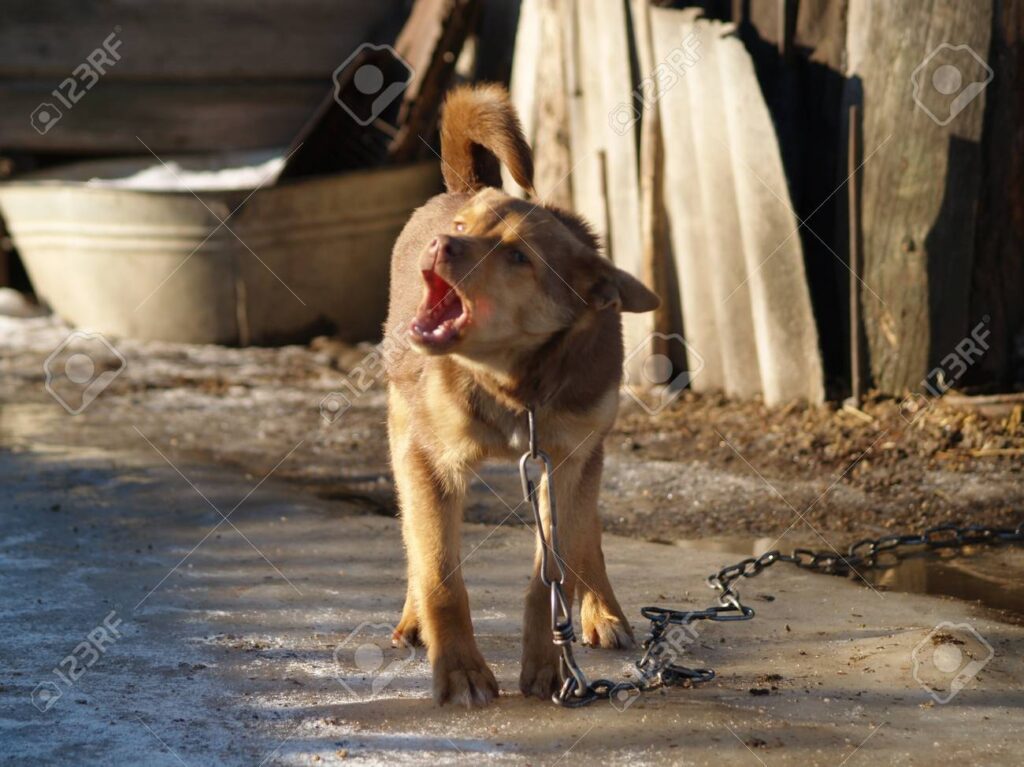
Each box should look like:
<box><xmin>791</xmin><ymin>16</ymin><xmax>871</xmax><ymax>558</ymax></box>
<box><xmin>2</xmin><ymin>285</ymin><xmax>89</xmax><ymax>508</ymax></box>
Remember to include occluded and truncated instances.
<box><xmin>845</xmin><ymin>0</ymin><xmax>991</xmax><ymax>394</ymax></box>
<box><xmin>847</xmin><ymin>104</ymin><xmax>862</xmax><ymax>406</ymax></box>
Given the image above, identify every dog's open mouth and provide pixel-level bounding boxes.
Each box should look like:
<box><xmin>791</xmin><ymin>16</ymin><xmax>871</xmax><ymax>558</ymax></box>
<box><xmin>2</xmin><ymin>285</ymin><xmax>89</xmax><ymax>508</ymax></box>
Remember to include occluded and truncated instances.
<box><xmin>410</xmin><ymin>269</ymin><xmax>470</xmax><ymax>348</ymax></box>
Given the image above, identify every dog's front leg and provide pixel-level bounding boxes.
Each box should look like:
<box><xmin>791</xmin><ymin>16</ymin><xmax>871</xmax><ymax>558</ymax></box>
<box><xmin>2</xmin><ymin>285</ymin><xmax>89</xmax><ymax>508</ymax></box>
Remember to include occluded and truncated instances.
<box><xmin>518</xmin><ymin>451</ymin><xmax>588</xmax><ymax>700</ymax></box>
<box><xmin>519</xmin><ymin>445</ymin><xmax>635</xmax><ymax>700</ymax></box>
<box><xmin>576</xmin><ymin>446</ymin><xmax>635</xmax><ymax>650</ymax></box>
<box><xmin>393</xmin><ymin>438</ymin><xmax>498</xmax><ymax>707</ymax></box>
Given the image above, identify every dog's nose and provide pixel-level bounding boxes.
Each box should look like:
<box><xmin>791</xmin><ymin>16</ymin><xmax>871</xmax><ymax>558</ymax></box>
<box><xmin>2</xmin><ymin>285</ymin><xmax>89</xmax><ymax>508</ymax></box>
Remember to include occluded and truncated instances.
<box><xmin>423</xmin><ymin>235</ymin><xmax>460</xmax><ymax>270</ymax></box>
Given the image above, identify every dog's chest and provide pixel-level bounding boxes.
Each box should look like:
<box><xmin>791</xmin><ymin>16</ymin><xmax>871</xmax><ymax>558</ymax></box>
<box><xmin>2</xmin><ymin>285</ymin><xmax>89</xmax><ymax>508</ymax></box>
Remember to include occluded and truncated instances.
<box><xmin>423</xmin><ymin>363</ymin><xmax>618</xmax><ymax>462</ymax></box>
<box><xmin>504</xmin><ymin>421</ymin><xmax>530</xmax><ymax>454</ymax></box>
<box><xmin>469</xmin><ymin>397</ymin><xmax>529</xmax><ymax>458</ymax></box>
<box><xmin>471</xmin><ymin>392</ymin><xmax>616</xmax><ymax>462</ymax></box>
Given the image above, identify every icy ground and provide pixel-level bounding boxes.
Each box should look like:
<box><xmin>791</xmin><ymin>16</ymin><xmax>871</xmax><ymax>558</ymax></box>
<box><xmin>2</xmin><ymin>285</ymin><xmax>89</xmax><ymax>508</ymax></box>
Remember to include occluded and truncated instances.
<box><xmin>1</xmin><ymin>314</ymin><xmax>1023</xmax><ymax>765</ymax></box>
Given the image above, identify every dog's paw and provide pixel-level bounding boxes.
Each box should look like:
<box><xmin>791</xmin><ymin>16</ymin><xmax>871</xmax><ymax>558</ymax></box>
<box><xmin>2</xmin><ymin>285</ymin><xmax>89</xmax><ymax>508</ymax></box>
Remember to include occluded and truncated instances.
<box><xmin>519</xmin><ymin>646</ymin><xmax>561</xmax><ymax>701</ymax></box>
<box><xmin>581</xmin><ymin>612</ymin><xmax>636</xmax><ymax>649</ymax></box>
<box><xmin>392</xmin><ymin>619</ymin><xmax>422</xmax><ymax>648</ymax></box>
<box><xmin>432</xmin><ymin>649</ymin><xmax>498</xmax><ymax>708</ymax></box>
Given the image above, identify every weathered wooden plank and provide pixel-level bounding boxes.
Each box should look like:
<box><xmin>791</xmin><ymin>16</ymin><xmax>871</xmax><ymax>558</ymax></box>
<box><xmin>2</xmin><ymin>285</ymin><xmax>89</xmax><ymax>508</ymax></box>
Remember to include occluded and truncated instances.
<box><xmin>0</xmin><ymin>1</ymin><xmax>406</xmax><ymax>80</ymax></box>
<box><xmin>592</xmin><ymin>0</ymin><xmax>644</xmax><ymax>268</ymax></box>
<box><xmin>567</xmin><ymin>0</ymin><xmax>609</xmax><ymax>248</ymax></box>
<box><xmin>505</xmin><ymin>0</ymin><xmax>541</xmax><ymax>196</ymax></box>
<box><xmin>845</xmin><ymin>0</ymin><xmax>991</xmax><ymax>393</ymax></box>
<box><xmin>652</xmin><ymin>7</ymin><xmax>726</xmax><ymax>392</ymax></box>
<box><xmin>969</xmin><ymin>0</ymin><xmax>1024</xmax><ymax>390</ymax></box>
<box><xmin>732</xmin><ymin>0</ymin><xmax>851</xmax><ymax>388</ymax></box>
<box><xmin>391</xmin><ymin>0</ymin><xmax>481</xmax><ymax>163</ymax></box>
<box><xmin>848</xmin><ymin>103</ymin><xmax>864</xmax><ymax>405</ymax></box>
<box><xmin>631</xmin><ymin>0</ymin><xmax>682</xmax><ymax>367</ymax></box>
<box><xmin>1</xmin><ymin>82</ymin><xmax>325</xmax><ymax>153</ymax></box>
<box><xmin>530</xmin><ymin>0</ymin><xmax>573</xmax><ymax>208</ymax></box>
<box><xmin>717</xmin><ymin>24</ymin><xmax>824</xmax><ymax>404</ymax></box>
<box><xmin>653</xmin><ymin>9</ymin><xmax>823</xmax><ymax>404</ymax></box>
<box><xmin>686</xmin><ymin>20</ymin><xmax>763</xmax><ymax>399</ymax></box>
<box><xmin>585</xmin><ymin>0</ymin><xmax>649</xmax><ymax>373</ymax></box>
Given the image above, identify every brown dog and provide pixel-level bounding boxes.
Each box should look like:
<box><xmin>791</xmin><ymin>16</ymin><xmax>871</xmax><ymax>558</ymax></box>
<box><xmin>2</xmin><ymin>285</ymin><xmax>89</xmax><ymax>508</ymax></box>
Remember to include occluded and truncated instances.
<box><xmin>384</xmin><ymin>84</ymin><xmax>659</xmax><ymax>707</ymax></box>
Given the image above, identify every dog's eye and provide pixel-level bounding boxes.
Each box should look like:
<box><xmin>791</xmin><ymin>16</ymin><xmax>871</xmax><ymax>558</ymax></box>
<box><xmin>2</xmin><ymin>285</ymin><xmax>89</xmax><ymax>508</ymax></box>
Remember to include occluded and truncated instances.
<box><xmin>453</xmin><ymin>221</ymin><xmax>466</xmax><ymax>233</ymax></box>
<box><xmin>508</xmin><ymin>249</ymin><xmax>530</xmax><ymax>265</ymax></box>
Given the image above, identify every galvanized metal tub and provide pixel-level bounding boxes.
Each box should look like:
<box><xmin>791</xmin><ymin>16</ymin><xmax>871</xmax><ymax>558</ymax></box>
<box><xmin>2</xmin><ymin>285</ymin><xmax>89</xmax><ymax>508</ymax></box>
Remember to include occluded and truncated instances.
<box><xmin>0</xmin><ymin>154</ymin><xmax>441</xmax><ymax>344</ymax></box>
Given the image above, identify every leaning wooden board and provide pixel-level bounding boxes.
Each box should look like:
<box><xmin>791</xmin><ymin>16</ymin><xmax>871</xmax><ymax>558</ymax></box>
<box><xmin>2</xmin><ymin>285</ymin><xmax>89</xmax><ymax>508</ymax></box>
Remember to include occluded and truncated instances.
<box><xmin>571</xmin><ymin>0</ymin><xmax>651</xmax><ymax>377</ymax></box>
<box><xmin>565</xmin><ymin>0</ymin><xmax>609</xmax><ymax>248</ymax></box>
<box><xmin>684</xmin><ymin>18</ymin><xmax>763</xmax><ymax>399</ymax></box>
<box><xmin>653</xmin><ymin>8</ymin><xmax>823</xmax><ymax>404</ymax></box>
<box><xmin>631</xmin><ymin>0</ymin><xmax>682</xmax><ymax>368</ymax></box>
<box><xmin>650</xmin><ymin>7</ymin><xmax>724</xmax><ymax>393</ymax></box>
<box><xmin>509</xmin><ymin>0</ymin><xmax>654</xmax><ymax>377</ymax></box>
<box><xmin>717</xmin><ymin>20</ymin><xmax>823</xmax><ymax>404</ymax></box>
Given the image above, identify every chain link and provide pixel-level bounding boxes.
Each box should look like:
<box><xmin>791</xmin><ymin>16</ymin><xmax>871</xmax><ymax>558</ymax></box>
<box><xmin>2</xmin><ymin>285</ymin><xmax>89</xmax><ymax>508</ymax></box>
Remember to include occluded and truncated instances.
<box><xmin>519</xmin><ymin>445</ymin><xmax>594</xmax><ymax>704</ymax></box>
<box><xmin>519</xmin><ymin>407</ymin><xmax>1024</xmax><ymax>708</ymax></box>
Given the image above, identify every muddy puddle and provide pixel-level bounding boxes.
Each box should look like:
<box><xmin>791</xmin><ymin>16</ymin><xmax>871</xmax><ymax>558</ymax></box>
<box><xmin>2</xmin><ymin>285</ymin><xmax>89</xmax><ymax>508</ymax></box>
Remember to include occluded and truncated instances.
<box><xmin>672</xmin><ymin>536</ymin><xmax>1024</xmax><ymax>622</ymax></box>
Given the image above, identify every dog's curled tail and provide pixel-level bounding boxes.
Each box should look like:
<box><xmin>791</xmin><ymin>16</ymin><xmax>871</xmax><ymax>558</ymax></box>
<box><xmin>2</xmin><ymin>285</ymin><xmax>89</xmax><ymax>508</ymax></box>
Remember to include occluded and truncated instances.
<box><xmin>439</xmin><ymin>84</ymin><xmax>534</xmax><ymax>195</ymax></box>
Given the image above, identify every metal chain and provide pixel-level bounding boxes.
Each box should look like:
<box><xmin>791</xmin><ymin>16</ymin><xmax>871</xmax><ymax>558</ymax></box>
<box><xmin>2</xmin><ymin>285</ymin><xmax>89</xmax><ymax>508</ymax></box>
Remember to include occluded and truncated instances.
<box><xmin>519</xmin><ymin>407</ymin><xmax>1024</xmax><ymax>708</ymax></box>
<box><xmin>519</xmin><ymin>410</ymin><xmax>594</xmax><ymax>705</ymax></box>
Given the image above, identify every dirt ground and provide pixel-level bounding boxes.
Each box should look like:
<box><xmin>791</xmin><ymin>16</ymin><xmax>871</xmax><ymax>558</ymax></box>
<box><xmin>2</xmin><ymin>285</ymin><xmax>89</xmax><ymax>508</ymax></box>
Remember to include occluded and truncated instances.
<box><xmin>3</xmin><ymin>436</ymin><xmax>1023</xmax><ymax>766</ymax></box>
<box><xmin>611</xmin><ymin>390</ymin><xmax>1024</xmax><ymax>539</ymax></box>
<box><xmin>2</xmin><ymin>314</ymin><xmax>1020</xmax><ymax>547</ymax></box>
<box><xmin>3</xmin><ymin>314</ymin><xmax>1024</xmax><ymax>765</ymax></box>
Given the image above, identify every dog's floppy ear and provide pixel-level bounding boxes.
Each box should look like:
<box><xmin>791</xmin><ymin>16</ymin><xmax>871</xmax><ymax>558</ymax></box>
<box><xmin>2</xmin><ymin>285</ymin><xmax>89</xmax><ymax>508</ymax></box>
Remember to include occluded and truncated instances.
<box><xmin>544</xmin><ymin>204</ymin><xmax>659</xmax><ymax>313</ymax></box>
<box><xmin>590</xmin><ymin>265</ymin><xmax>660</xmax><ymax>313</ymax></box>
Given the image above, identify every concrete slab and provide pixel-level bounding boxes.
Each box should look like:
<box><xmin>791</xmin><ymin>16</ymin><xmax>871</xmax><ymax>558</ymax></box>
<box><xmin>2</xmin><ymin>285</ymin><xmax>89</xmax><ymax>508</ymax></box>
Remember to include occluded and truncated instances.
<box><xmin>2</xmin><ymin>442</ymin><xmax>1022</xmax><ymax>766</ymax></box>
